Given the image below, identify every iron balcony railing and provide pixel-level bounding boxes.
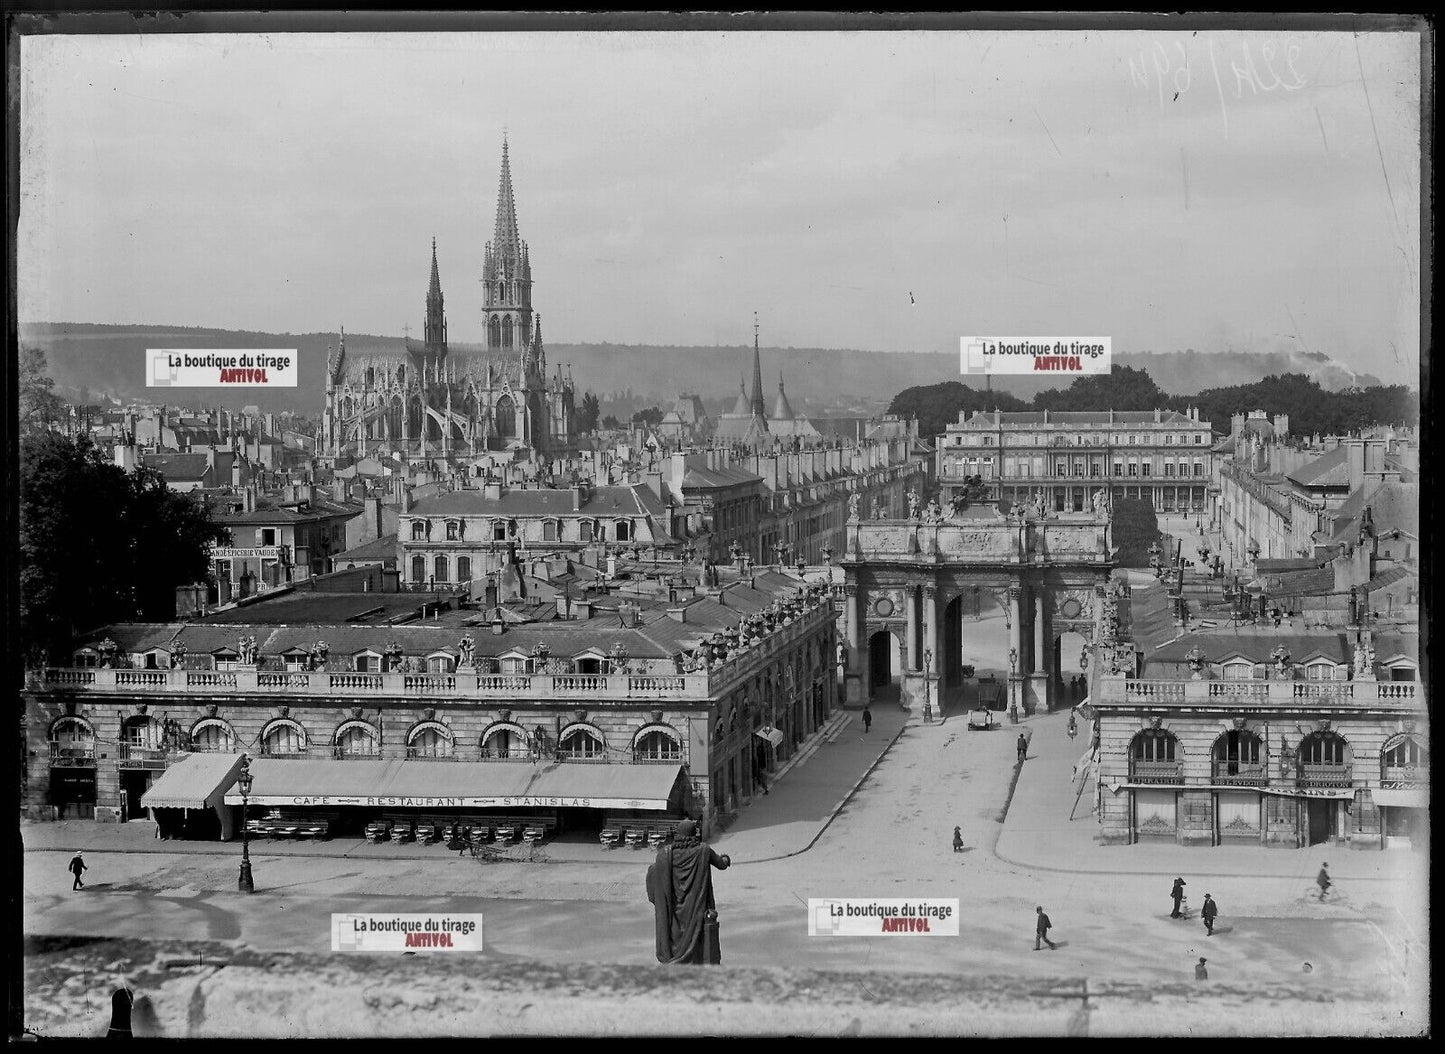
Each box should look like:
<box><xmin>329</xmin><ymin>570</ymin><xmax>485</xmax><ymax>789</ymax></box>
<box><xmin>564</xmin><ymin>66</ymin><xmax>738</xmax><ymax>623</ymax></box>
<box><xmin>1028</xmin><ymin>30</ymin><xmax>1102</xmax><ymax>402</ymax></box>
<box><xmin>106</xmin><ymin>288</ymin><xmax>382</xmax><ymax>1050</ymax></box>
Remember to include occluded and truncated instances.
<box><xmin>48</xmin><ymin>743</ymin><xmax>96</xmax><ymax>766</ymax></box>
<box><xmin>1297</xmin><ymin>763</ymin><xmax>1353</xmax><ymax>788</ymax></box>
<box><xmin>1129</xmin><ymin>759</ymin><xmax>1184</xmax><ymax>784</ymax></box>
<box><xmin>1210</xmin><ymin>762</ymin><xmax>1269</xmax><ymax>786</ymax></box>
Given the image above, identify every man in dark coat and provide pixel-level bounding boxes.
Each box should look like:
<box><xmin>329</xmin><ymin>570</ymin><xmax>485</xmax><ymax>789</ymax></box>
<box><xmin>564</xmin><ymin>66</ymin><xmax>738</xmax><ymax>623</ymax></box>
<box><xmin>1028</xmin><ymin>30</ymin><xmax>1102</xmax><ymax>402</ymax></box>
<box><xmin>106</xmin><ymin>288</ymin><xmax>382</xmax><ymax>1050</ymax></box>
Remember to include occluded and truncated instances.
<box><xmin>69</xmin><ymin>851</ymin><xmax>87</xmax><ymax>890</ymax></box>
<box><xmin>1171</xmin><ymin>876</ymin><xmax>1186</xmax><ymax>918</ymax></box>
<box><xmin>1034</xmin><ymin>906</ymin><xmax>1056</xmax><ymax>950</ymax></box>
<box><xmin>1017</xmin><ymin>734</ymin><xmax>1028</xmax><ymax>763</ymax></box>
<box><xmin>1316</xmin><ymin>863</ymin><xmax>1332</xmax><ymax>901</ymax></box>
<box><xmin>646</xmin><ymin>819</ymin><xmax>731</xmax><ymax>964</ymax></box>
<box><xmin>1194</xmin><ymin>957</ymin><xmax>1208</xmax><ymax>981</ymax></box>
<box><xmin>1201</xmin><ymin>893</ymin><xmax>1218</xmax><ymax>935</ymax></box>
<box><xmin>862</xmin><ymin>705</ymin><xmax>872</xmax><ymax>733</ymax></box>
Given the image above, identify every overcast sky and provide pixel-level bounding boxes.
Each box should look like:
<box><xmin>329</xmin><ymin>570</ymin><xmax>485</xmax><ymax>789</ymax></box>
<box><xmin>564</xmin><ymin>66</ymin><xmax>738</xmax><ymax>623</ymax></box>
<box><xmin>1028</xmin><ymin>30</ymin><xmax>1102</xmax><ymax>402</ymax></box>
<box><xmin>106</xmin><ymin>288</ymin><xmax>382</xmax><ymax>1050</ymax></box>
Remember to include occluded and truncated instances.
<box><xmin>18</xmin><ymin>24</ymin><xmax>1423</xmax><ymax>385</ymax></box>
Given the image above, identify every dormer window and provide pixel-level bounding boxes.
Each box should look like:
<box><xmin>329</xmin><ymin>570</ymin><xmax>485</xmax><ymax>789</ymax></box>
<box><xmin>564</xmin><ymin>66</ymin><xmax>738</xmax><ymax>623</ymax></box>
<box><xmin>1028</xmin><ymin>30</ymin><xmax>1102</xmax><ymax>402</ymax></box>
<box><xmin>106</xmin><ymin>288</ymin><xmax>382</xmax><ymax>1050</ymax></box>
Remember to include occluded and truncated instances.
<box><xmin>446</xmin><ymin>520</ymin><xmax>459</xmax><ymax>541</ymax></box>
<box><xmin>412</xmin><ymin>520</ymin><xmax>426</xmax><ymax>541</ymax></box>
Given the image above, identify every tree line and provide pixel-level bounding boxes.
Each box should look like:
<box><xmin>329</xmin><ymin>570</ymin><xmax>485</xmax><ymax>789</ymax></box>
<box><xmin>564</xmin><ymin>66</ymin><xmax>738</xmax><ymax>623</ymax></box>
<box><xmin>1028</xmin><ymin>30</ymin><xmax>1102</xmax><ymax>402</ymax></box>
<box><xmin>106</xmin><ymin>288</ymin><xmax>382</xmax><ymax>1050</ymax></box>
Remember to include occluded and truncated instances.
<box><xmin>887</xmin><ymin>366</ymin><xmax>1417</xmax><ymax>441</ymax></box>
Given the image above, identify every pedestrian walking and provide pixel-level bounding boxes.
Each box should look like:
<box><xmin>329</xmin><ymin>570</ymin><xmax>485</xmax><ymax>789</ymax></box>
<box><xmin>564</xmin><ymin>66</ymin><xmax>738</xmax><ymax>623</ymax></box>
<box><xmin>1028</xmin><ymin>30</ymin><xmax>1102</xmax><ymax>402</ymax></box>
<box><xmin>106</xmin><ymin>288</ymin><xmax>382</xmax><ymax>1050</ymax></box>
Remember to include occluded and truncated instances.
<box><xmin>1170</xmin><ymin>877</ymin><xmax>1186</xmax><ymax>918</ymax></box>
<box><xmin>1201</xmin><ymin>893</ymin><xmax>1218</xmax><ymax>936</ymax></box>
<box><xmin>1316</xmin><ymin>863</ymin><xmax>1332</xmax><ymax>902</ymax></box>
<box><xmin>952</xmin><ymin>826</ymin><xmax>963</xmax><ymax>853</ymax></box>
<box><xmin>68</xmin><ymin>850</ymin><xmax>87</xmax><ymax>890</ymax></box>
<box><xmin>1034</xmin><ymin>906</ymin><xmax>1056</xmax><ymax>950</ymax></box>
<box><xmin>862</xmin><ymin>705</ymin><xmax>872</xmax><ymax>734</ymax></box>
<box><xmin>1016</xmin><ymin>733</ymin><xmax>1028</xmax><ymax>763</ymax></box>
<box><xmin>1194</xmin><ymin>957</ymin><xmax>1208</xmax><ymax>981</ymax></box>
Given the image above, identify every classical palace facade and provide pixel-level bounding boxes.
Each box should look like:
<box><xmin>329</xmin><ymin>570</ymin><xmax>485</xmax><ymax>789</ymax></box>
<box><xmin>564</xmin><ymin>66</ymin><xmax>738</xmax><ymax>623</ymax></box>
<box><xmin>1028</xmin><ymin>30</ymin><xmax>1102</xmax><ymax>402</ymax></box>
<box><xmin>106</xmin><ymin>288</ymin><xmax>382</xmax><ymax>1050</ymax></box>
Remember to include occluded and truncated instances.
<box><xmin>1088</xmin><ymin>581</ymin><xmax>1425</xmax><ymax>851</ymax></box>
<box><xmin>24</xmin><ymin>571</ymin><xmax>835</xmax><ymax>841</ymax></box>
<box><xmin>938</xmin><ymin>408</ymin><xmax>1214</xmax><ymax>516</ymax></box>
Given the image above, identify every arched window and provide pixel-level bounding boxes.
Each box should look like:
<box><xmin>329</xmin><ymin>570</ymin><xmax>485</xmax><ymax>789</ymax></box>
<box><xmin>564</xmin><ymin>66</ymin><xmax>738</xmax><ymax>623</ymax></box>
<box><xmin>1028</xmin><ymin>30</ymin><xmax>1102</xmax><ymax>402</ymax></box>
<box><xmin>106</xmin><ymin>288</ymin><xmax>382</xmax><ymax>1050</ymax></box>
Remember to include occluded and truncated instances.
<box><xmin>446</xmin><ymin>521</ymin><xmax>459</xmax><ymax>541</ymax></box>
<box><xmin>262</xmin><ymin>719</ymin><xmax>307</xmax><ymax>756</ymax></box>
<box><xmin>1382</xmin><ymin>734</ymin><xmax>1426</xmax><ymax>774</ymax></box>
<box><xmin>122</xmin><ymin>716</ymin><xmax>159</xmax><ymax>750</ymax></box>
<box><xmin>488</xmin><ymin>315</ymin><xmax>501</xmax><ymax>346</ymax></box>
<box><xmin>411</xmin><ymin>555</ymin><xmax>426</xmax><ymax>583</ymax></box>
<box><xmin>1130</xmin><ymin>728</ymin><xmax>1178</xmax><ymax>764</ymax></box>
<box><xmin>335</xmin><ymin>722</ymin><xmax>379</xmax><ymax>757</ymax></box>
<box><xmin>481</xmin><ymin>722</ymin><xmax>528</xmax><ymax>759</ymax></box>
<box><xmin>50</xmin><ymin>716</ymin><xmax>95</xmax><ymax>760</ymax></box>
<box><xmin>615</xmin><ymin>519</ymin><xmax>632</xmax><ymax>542</ymax></box>
<box><xmin>495</xmin><ymin>395</ymin><xmax>515</xmax><ymax>438</ymax></box>
<box><xmin>456</xmin><ymin>557</ymin><xmax>472</xmax><ymax>583</ymax></box>
<box><xmin>407</xmin><ymin>722</ymin><xmax>453</xmax><ymax>758</ymax></box>
<box><xmin>434</xmin><ymin>555</ymin><xmax>449</xmax><ymax>583</ymax></box>
<box><xmin>427</xmin><ymin>654</ymin><xmax>454</xmax><ymax>674</ymax></box>
<box><xmin>559</xmin><ymin>725</ymin><xmax>605</xmax><ymax>760</ymax></box>
<box><xmin>1211</xmin><ymin>728</ymin><xmax>1263</xmax><ymax>777</ymax></box>
<box><xmin>501</xmin><ymin>316</ymin><xmax>513</xmax><ymax>348</ymax></box>
<box><xmin>633</xmin><ymin>727</ymin><xmax>682</xmax><ymax>762</ymax></box>
<box><xmin>497</xmin><ymin>281</ymin><xmax>506</xmax><ymax>303</ymax></box>
<box><xmin>1297</xmin><ymin>731</ymin><xmax>1347</xmax><ymax>766</ymax></box>
<box><xmin>190</xmin><ymin>719</ymin><xmax>234</xmax><ymax>753</ymax></box>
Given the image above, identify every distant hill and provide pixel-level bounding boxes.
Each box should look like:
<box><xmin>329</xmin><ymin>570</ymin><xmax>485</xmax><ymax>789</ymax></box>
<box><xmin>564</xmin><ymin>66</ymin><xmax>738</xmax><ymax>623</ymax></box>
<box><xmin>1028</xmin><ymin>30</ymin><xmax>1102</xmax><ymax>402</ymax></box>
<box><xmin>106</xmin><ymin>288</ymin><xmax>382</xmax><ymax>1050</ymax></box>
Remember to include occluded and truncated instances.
<box><xmin>19</xmin><ymin>322</ymin><xmax>1386</xmax><ymax>416</ymax></box>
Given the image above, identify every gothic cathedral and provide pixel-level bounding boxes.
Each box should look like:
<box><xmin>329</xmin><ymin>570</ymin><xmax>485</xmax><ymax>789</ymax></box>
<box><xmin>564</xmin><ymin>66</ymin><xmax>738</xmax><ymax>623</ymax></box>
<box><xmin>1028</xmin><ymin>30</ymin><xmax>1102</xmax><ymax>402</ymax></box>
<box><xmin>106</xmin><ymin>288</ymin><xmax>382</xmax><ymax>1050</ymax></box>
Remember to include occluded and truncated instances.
<box><xmin>320</xmin><ymin>139</ymin><xmax>576</xmax><ymax>459</ymax></box>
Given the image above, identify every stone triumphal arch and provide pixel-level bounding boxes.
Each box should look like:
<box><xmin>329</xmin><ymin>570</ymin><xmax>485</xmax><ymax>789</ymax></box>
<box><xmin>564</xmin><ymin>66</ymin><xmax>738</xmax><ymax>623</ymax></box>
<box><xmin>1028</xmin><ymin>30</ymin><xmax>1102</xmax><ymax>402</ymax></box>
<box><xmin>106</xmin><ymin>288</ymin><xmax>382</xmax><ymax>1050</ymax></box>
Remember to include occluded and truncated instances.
<box><xmin>839</xmin><ymin>502</ymin><xmax>1114</xmax><ymax>715</ymax></box>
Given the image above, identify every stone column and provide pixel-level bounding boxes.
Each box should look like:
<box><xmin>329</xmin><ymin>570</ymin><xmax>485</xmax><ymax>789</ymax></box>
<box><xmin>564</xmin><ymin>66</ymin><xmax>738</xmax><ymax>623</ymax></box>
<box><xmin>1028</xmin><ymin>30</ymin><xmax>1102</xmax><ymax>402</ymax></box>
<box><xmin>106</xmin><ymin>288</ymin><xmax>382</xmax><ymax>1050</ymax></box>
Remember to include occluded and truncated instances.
<box><xmin>905</xmin><ymin>585</ymin><xmax>920</xmax><ymax>672</ymax></box>
<box><xmin>1033</xmin><ymin>591</ymin><xmax>1047</xmax><ymax>673</ymax></box>
<box><xmin>846</xmin><ymin>582</ymin><xmax>867</xmax><ymax>705</ymax></box>
<box><xmin>922</xmin><ymin>584</ymin><xmax>939</xmax><ymax>670</ymax></box>
<box><xmin>1007</xmin><ymin>586</ymin><xmax>1023</xmax><ymax>665</ymax></box>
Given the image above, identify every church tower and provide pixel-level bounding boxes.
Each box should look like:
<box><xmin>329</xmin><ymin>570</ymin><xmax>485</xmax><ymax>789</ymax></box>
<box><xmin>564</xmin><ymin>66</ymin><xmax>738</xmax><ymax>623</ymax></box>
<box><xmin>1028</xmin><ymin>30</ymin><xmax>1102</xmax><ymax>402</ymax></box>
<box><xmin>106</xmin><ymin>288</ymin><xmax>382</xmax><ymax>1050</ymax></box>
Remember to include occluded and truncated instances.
<box><xmin>749</xmin><ymin>313</ymin><xmax>766</xmax><ymax>419</ymax></box>
<box><xmin>482</xmin><ymin>136</ymin><xmax>533</xmax><ymax>355</ymax></box>
<box><xmin>424</xmin><ymin>237</ymin><xmax>448</xmax><ymax>356</ymax></box>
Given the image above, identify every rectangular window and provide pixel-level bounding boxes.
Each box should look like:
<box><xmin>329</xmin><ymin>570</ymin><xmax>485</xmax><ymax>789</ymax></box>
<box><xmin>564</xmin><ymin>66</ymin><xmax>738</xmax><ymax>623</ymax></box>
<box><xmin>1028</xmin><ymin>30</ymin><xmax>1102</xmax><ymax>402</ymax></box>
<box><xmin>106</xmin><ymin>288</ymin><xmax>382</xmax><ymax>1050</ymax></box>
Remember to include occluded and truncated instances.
<box><xmin>1164</xmin><ymin>462</ymin><xmax>1175</xmax><ymax>477</ymax></box>
<box><xmin>1090</xmin><ymin>463</ymin><xmax>1102</xmax><ymax>477</ymax></box>
<box><xmin>1165</xmin><ymin>434</ymin><xmax>1173</xmax><ymax>445</ymax></box>
<box><xmin>260</xmin><ymin>528</ymin><xmax>277</xmax><ymax>546</ymax></box>
<box><xmin>579</xmin><ymin>520</ymin><xmax>592</xmax><ymax>542</ymax></box>
<box><xmin>1113</xmin><ymin>461</ymin><xmax>1123</xmax><ymax>477</ymax></box>
<box><xmin>982</xmin><ymin>436</ymin><xmax>994</xmax><ymax>446</ymax></box>
<box><xmin>1127</xmin><ymin>434</ymin><xmax>1135</xmax><ymax>445</ymax></box>
<box><xmin>1194</xmin><ymin>460</ymin><xmax>1204</xmax><ymax>477</ymax></box>
<box><xmin>1196</xmin><ymin>434</ymin><xmax>1205</xmax><ymax>444</ymax></box>
<box><xmin>542</xmin><ymin>521</ymin><xmax>557</xmax><ymax>542</ymax></box>
<box><xmin>1127</xmin><ymin>461</ymin><xmax>1138</xmax><ymax>477</ymax></box>
<box><xmin>1141</xmin><ymin>463</ymin><xmax>1152</xmax><ymax>477</ymax></box>
<box><xmin>1056</xmin><ymin>461</ymin><xmax>1066</xmax><ymax>476</ymax></box>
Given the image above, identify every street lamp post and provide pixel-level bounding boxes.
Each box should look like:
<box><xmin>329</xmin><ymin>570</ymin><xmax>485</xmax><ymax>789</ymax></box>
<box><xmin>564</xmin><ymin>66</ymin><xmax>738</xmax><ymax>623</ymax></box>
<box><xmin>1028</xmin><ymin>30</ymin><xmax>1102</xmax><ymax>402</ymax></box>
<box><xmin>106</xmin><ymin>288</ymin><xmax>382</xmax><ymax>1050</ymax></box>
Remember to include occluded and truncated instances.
<box><xmin>1008</xmin><ymin>646</ymin><xmax>1019</xmax><ymax>724</ymax></box>
<box><xmin>922</xmin><ymin>649</ymin><xmax>933</xmax><ymax>724</ymax></box>
<box><xmin>237</xmin><ymin>755</ymin><xmax>255</xmax><ymax>893</ymax></box>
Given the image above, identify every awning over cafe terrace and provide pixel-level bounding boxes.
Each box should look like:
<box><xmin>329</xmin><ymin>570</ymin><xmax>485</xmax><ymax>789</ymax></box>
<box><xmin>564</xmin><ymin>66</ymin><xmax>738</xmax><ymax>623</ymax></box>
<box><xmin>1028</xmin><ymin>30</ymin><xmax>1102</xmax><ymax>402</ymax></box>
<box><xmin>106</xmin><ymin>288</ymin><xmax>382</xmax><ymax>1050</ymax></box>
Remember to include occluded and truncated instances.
<box><xmin>140</xmin><ymin>752</ymin><xmax>249</xmax><ymax>810</ymax></box>
<box><xmin>220</xmin><ymin>759</ymin><xmax>685</xmax><ymax>811</ymax></box>
<box><xmin>1371</xmin><ymin>787</ymin><xmax>1428</xmax><ymax>809</ymax></box>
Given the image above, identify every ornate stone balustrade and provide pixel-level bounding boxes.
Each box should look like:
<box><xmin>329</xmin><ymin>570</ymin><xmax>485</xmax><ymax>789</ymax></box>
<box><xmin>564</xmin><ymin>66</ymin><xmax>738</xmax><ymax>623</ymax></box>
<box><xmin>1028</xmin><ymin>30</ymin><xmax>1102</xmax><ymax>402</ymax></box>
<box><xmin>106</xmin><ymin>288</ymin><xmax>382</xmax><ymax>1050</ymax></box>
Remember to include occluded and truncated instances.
<box><xmin>32</xmin><ymin>603</ymin><xmax>833</xmax><ymax>706</ymax></box>
<box><xmin>1096</xmin><ymin>674</ymin><xmax>1423</xmax><ymax>711</ymax></box>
